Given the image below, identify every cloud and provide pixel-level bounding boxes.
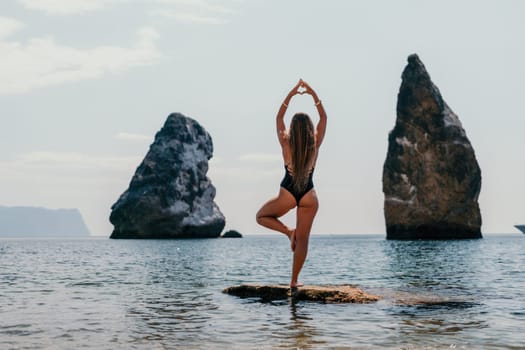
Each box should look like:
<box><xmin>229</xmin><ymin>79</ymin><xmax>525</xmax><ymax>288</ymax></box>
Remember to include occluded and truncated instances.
<box><xmin>238</xmin><ymin>153</ymin><xmax>282</xmax><ymax>163</ymax></box>
<box><xmin>156</xmin><ymin>0</ymin><xmax>235</xmax><ymax>13</ymax></box>
<box><xmin>0</xmin><ymin>17</ymin><xmax>24</xmax><ymax>39</ymax></box>
<box><xmin>16</xmin><ymin>0</ymin><xmax>241</xmax><ymax>22</ymax></box>
<box><xmin>151</xmin><ymin>0</ymin><xmax>239</xmax><ymax>24</ymax></box>
<box><xmin>17</xmin><ymin>0</ymin><xmax>125</xmax><ymax>15</ymax></box>
<box><xmin>115</xmin><ymin>132</ymin><xmax>152</xmax><ymax>142</ymax></box>
<box><xmin>150</xmin><ymin>9</ymin><xmax>227</xmax><ymax>24</ymax></box>
<box><xmin>5</xmin><ymin>151</ymin><xmax>142</xmax><ymax>170</ymax></box>
<box><xmin>0</xmin><ymin>24</ymin><xmax>161</xmax><ymax>94</ymax></box>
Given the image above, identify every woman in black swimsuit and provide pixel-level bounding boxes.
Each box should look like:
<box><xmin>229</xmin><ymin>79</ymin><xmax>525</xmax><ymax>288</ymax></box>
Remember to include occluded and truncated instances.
<box><xmin>256</xmin><ymin>79</ymin><xmax>327</xmax><ymax>288</ymax></box>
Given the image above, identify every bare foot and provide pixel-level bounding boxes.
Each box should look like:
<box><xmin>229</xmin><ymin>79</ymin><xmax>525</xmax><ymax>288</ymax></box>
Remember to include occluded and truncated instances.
<box><xmin>290</xmin><ymin>282</ymin><xmax>304</xmax><ymax>288</ymax></box>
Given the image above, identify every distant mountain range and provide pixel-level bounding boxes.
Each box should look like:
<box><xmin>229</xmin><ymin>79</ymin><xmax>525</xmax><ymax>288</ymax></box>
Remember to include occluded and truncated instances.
<box><xmin>0</xmin><ymin>206</ymin><xmax>90</xmax><ymax>236</ymax></box>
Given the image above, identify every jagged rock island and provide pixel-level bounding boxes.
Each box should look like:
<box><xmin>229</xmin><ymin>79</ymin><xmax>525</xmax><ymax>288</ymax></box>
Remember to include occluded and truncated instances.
<box><xmin>382</xmin><ymin>54</ymin><xmax>482</xmax><ymax>240</ymax></box>
<box><xmin>110</xmin><ymin>113</ymin><xmax>225</xmax><ymax>239</ymax></box>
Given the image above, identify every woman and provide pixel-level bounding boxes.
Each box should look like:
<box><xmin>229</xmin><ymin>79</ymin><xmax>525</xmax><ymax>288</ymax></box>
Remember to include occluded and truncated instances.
<box><xmin>256</xmin><ymin>79</ymin><xmax>327</xmax><ymax>288</ymax></box>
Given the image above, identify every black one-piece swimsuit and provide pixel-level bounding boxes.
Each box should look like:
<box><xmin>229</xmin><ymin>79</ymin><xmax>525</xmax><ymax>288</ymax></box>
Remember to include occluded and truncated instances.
<box><xmin>280</xmin><ymin>165</ymin><xmax>314</xmax><ymax>204</ymax></box>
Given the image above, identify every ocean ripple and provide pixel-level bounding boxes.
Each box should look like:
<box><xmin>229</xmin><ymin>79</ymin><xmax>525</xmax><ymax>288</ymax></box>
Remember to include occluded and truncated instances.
<box><xmin>0</xmin><ymin>235</ymin><xmax>524</xmax><ymax>349</ymax></box>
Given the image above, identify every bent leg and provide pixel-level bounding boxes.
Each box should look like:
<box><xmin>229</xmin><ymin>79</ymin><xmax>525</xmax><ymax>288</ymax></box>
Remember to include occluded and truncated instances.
<box><xmin>291</xmin><ymin>190</ymin><xmax>318</xmax><ymax>286</ymax></box>
<box><xmin>256</xmin><ymin>188</ymin><xmax>297</xmax><ymax>237</ymax></box>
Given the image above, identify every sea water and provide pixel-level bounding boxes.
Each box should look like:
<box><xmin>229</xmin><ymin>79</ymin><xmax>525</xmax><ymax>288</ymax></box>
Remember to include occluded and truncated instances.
<box><xmin>0</xmin><ymin>234</ymin><xmax>524</xmax><ymax>349</ymax></box>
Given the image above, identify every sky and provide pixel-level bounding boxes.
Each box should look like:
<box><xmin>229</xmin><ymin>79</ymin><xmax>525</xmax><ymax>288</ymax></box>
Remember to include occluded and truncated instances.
<box><xmin>0</xmin><ymin>0</ymin><xmax>524</xmax><ymax>236</ymax></box>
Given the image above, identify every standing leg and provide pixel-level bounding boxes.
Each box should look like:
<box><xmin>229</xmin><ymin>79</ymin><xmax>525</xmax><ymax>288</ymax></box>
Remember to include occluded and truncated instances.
<box><xmin>291</xmin><ymin>190</ymin><xmax>318</xmax><ymax>287</ymax></box>
<box><xmin>256</xmin><ymin>188</ymin><xmax>297</xmax><ymax>239</ymax></box>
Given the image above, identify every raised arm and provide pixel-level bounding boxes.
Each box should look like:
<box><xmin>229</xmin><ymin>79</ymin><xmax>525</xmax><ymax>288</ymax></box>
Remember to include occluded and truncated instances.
<box><xmin>302</xmin><ymin>80</ymin><xmax>327</xmax><ymax>148</ymax></box>
<box><xmin>276</xmin><ymin>80</ymin><xmax>303</xmax><ymax>146</ymax></box>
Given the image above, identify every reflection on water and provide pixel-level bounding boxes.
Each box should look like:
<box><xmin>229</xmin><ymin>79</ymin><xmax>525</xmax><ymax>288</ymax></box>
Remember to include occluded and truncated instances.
<box><xmin>381</xmin><ymin>239</ymin><xmax>483</xmax><ymax>292</ymax></box>
<box><xmin>379</xmin><ymin>239</ymin><xmax>491</xmax><ymax>345</ymax></box>
<box><xmin>276</xmin><ymin>302</ymin><xmax>325</xmax><ymax>350</ymax></box>
<box><xmin>0</xmin><ymin>235</ymin><xmax>524</xmax><ymax>349</ymax></box>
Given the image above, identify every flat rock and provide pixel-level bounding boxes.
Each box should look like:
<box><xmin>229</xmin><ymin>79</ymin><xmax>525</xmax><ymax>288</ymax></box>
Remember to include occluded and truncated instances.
<box><xmin>223</xmin><ymin>284</ymin><xmax>380</xmax><ymax>303</ymax></box>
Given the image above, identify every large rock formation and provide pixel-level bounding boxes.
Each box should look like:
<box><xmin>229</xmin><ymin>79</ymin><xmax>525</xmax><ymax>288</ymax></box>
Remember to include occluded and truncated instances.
<box><xmin>110</xmin><ymin>113</ymin><xmax>225</xmax><ymax>239</ymax></box>
<box><xmin>0</xmin><ymin>206</ymin><xmax>90</xmax><ymax>236</ymax></box>
<box><xmin>382</xmin><ymin>54</ymin><xmax>482</xmax><ymax>239</ymax></box>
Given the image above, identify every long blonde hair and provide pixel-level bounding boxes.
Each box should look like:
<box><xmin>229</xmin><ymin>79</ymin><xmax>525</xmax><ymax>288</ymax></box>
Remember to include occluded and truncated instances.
<box><xmin>289</xmin><ymin>113</ymin><xmax>316</xmax><ymax>193</ymax></box>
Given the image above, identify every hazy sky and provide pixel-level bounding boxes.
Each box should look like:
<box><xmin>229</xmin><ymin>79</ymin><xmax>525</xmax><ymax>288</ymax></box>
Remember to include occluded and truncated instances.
<box><xmin>1</xmin><ymin>0</ymin><xmax>524</xmax><ymax>236</ymax></box>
